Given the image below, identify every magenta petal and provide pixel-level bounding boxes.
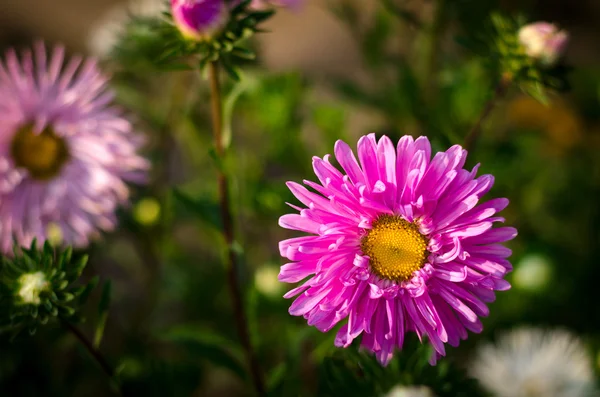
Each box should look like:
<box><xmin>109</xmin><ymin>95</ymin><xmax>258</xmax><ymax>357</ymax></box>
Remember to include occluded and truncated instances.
<box><xmin>279</xmin><ymin>134</ymin><xmax>514</xmax><ymax>366</ymax></box>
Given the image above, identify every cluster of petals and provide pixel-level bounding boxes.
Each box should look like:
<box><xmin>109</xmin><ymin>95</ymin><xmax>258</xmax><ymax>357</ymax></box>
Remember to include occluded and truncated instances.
<box><xmin>518</xmin><ymin>21</ymin><xmax>568</xmax><ymax>66</ymax></box>
<box><xmin>171</xmin><ymin>0</ymin><xmax>230</xmax><ymax>40</ymax></box>
<box><xmin>0</xmin><ymin>43</ymin><xmax>148</xmax><ymax>253</ymax></box>
<box><xmin>470</xmin><ymin>327</ymin><xmax>596</xmax><ymax>397</ymax></box>
<box><xmin>278</xmin><ymin>134</ymin><xmax>516</xmax><ymax>365</ymax></box>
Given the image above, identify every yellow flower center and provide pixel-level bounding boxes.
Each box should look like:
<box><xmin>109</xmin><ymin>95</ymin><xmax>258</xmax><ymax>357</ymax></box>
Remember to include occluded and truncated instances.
<box><xmin>10</xmin><ymin>125</ymin><xmax>69</xmax><ymax>180</ymax></box>
<box><xmin>360</xmin><ymin>214</ymin><xmax>429</xmax><ymax>282</ymax></box>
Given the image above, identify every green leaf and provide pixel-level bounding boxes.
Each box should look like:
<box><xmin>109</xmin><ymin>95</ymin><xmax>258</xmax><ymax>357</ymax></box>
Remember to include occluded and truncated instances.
<box><xmin>77</xmin><ymin>275</ymin><xmax>99</xmax><ymax>304</ymax></box>
<box><xmin>223</xmin><ymin>74</ymin><xmax>253</xmax><ymax>149</ymax></box>
<box><xmin>158</xmin><ymin>326</ymin><xmax>248</xmax><ymax>381</ymax></box>
<box><xmin>231</xmin><ymin>47</ymin><xmax>256</xmax><ymax>60</ymax></box>
<box><xmin>221</xmin><ymin>57</ymin><xmax>241</xmax><ymax>82</ymax></box>
<box><xmin>94</xmin><ymin>281</ymin><xmax>112</xmax><ymax>348</ymax></box>
<box><xmin>266</xmin><ymin>362</ymin><xmax>286</xmax><ymax>393</ymax></box>
<box><xmin>246</xmin><ymin>10</ymin><xmax>275</xmax><ymax>24</ymax></box>
<box><xmin>362</xmin><ymin>9</ymin><xmax>393</xmax><ymax>68</ymax></box>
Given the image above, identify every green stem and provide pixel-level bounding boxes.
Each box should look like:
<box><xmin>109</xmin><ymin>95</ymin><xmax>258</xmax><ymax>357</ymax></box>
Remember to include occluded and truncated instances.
<box><xmin>62</xmin><ymin>319</ymin><xmax>123</xmax><ymax>396</ymax></box>
<box><xmin>463</xmin><ymin>74</ymin><xmax>512</xmax><ymax>153</ymax></box>
<box><xmin>207</xmin><ymin>61</ymin><xmax>266</xmax><ymax>396</ymax></box>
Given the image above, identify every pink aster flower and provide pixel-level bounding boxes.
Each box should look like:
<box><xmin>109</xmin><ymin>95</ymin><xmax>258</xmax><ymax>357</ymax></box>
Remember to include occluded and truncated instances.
<box><xmin>0</xmin><ymin>43</ymin><xmax>148</xmax><ymax>253</ymax></box>
<box><xmin>278</xmin><ymin>134</ymin><xmax>516</xmax><ymax>365</ymax></box>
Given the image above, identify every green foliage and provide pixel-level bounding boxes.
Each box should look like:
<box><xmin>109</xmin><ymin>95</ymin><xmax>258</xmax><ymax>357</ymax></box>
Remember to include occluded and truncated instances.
<box><xmin>0</xmin><ymin>241</ymin><xmax>92</xmax><ymax>338</ymax></box>
<box><xmin>112</xmin><ymin>1</ymin><xmax>274</xmax><ymax>80</ymax></box>
<box><xmin>316</xmin><ymin>338</ymin><xmax>488</xmax><ymax>397</ymax></box>
<box><xmin>93</xmin><ymin>281</ymin><xmax>112</xmax><ymax>348</ymax></box>
<box><xmin>460</xmin><ymin>12</ymin><xmax>570</xmax><ymax>103</ymax></box>
<box><xmin>158</xmin><ymin>325</ymin><xmax>248</xmax><ymax>381</ymax></box>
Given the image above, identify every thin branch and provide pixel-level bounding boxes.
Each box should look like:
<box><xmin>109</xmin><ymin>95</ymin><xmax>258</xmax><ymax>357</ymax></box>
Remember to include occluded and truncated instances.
<box><xmin>464</xmin><ymin>74</ymin><xmax>512</xmax><ymax>154</ymax></box>
<box><xmin>62</xmin><ymin>318</ymin><xmax>122</xmax><ymax>396</ymax></box>
<box><xmin>207</xmin><ymin>61</ymin><xmax>266</xmax><ymax>396</ymax></box>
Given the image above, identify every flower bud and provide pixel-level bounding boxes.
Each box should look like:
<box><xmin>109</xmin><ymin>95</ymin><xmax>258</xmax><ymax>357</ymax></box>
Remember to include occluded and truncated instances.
<box><xmin>0</xmin><ymin>240</ymin><xmax>91</xmax><ymax>337</ymax></box>
<box><xmin>518</xmin><ymin>22</ymin><xmax>568</xmax><ymax>66</ymax></box>
<box><xmin>17</xmin><ymin>272</ymin><xmax>49</xmax><ymax>305</ymax></box>
<box><xmin>171</xmin><ymin>0</ymin><xmax>229</xmax><ymax>41</ymax></box>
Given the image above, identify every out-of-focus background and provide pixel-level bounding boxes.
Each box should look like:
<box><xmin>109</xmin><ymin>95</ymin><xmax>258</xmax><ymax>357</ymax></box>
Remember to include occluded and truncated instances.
<box><xmin>1</xmin><ymin>0</ymin><xmax>600</xmax><ymax>396</ymax></box>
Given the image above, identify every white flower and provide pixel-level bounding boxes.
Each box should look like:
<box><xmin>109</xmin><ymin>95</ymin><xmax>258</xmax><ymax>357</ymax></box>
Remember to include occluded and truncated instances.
<box><xmin>87</xmin><ymin>0</ymin><xmax>166</xmax><ymax>57</ymax></box>
<box><xmin>470</xmin><ymin>327</ymin><xmax>596</xmax><ymax>397</ymax></box>
<box><xmin>17</xmin><ymin>272</ymin><xmax>49</xmax><ymax>305</ymax></box>
<box><xmin>518</xmin><ymin>22</ymin><xmax>568</xmax><ymax>66</ymax></box>
<box><xmin>384</xmin><ymin>385</ymin><xmax>435</xmax><ymax>397</ymax></box>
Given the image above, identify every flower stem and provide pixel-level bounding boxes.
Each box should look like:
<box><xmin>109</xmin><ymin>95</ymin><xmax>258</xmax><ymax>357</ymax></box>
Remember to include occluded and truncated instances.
<box><xmin>421</xmin><ymin>0</ymin><xmax>447</xmax><ymax>101</ymax></box>
<box><xmin>207</xmin><ymin>61</ymin><xmax>266</xmax><ymax>396</ymax></box>
<box><xmin>62</xmin><ymin>318</ymin><xmax>122</xmax><ymax>396</ymax></box>
<box><xmin>463</xmin><ymin>74</ymin><xmax>512</xmax><ymax>153</ymax></box>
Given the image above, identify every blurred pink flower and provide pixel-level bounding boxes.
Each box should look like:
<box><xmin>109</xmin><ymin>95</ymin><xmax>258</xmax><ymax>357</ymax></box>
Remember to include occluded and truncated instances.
<box><xmin>518</xmin><ymin>22</ymin><xmax>568</xmax><ymax>66</ymax></box>
<box><xmin>0</xmin><ymin>43</ymin><xmax>149</xmax><ymax>253</ymax></box>
<box><xmin>278</xmin><ymin>134</ymin><xmax>515</xmax><ymax>365</ymax></box>
<box><xmin>171</xmin><ymin>0</ymin><xmax>229</xmax><ymax>40</ymax></box>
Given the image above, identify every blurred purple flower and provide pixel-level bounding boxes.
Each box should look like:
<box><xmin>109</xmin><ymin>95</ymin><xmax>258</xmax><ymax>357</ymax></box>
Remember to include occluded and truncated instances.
<box><xmin>278</xmin><ymin>134</ymin><xmax>515</xmax><ymax>365</ymax></box>
<box><xmin>171</xmin><ymin>0</ymin><xmax>229</xmax><ymax>40</ymax></box>
<box><xmin>518</xmin><ymin>22</ymin><xmax>568</xmax><ymax>66</ymax></box>
<box><xmin>0</xmin><ymin>43</ymin><xmax>149</xmax><ymax>253</ymax></box>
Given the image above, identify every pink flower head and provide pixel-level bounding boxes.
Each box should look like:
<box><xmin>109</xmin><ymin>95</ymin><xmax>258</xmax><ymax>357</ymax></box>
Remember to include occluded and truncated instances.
<box><xmin>518</xmin><ymin>22</ymin><xmax>568</xmax><ymax>66</ymax></box>
<box><xmin>0</xmin><ymin>43</ymin><xmax>149</xmax><ymax>253</ymax></box>
<box><xmin>171</xmin><ymin>0</ymin><xmax>229</xmax><ymax>41</ymax></box>
<box><xmin>278</xmin><ymin>134</ymin><xmax>516</xmax><ymax>365</ymax></box>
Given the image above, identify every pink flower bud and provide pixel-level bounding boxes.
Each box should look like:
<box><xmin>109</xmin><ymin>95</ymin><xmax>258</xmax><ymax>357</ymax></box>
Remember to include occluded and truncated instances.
<box><xmin>171</xmin><ymin>0</ymin><xmax>229</xmax><ymax>41</ymax></box>
<box><xmin>518</xmin><ymin>22</ymin><xmax>569</xmax><ymax>66</ymax></box>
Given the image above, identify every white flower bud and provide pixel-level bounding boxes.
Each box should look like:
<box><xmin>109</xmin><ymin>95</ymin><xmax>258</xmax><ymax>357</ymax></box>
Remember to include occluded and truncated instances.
<box><xmin>17</xmin><ymin>271</ymin><xmax>49</xmax><ymax>305</ymax></box>
<box><xmin>518</xmin><ymin>22</ymin><xmax>568</xmax><ymax>66</ymax></box>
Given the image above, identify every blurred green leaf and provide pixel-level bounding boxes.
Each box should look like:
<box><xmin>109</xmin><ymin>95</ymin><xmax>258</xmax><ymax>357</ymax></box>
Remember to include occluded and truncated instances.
<box><xmin>362</xmin><ymin>9</ymin><xmax>393</xmax><ymax>68</ymax></box>
<box><xmin>266</xmin><ymin>362</ymin><xmax>286</xmax><ymax>394</ymax></box>
<box><xmin>172</xmin><ymin>188</ymin><xmax>222</xmax><ymax>230</ymax></box>
<box><xmin>223</xmin><ymin>74</ymin><xmax>254</xmax><ymax>149</ymax></box>
<box><xmin>77</xmin><ymin>275</ymin><xmax>99</xmax><ymax>305</ymax></box>
<box><xmin>158</xmin><ymin>325</ymin><xmax>248</xmax><ymax>381</ymax></box>
<box><xmin>94</xmin><ymin>281</ymin><xmax>112</xmax><ymax>348</ymax></box>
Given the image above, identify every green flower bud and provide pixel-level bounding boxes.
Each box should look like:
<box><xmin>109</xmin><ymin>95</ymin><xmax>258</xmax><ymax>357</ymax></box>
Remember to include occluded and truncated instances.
<box><xmin>0</xmin><ymin>240</ymin><xmax>93</xmax><ymax>337</ymax></box>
